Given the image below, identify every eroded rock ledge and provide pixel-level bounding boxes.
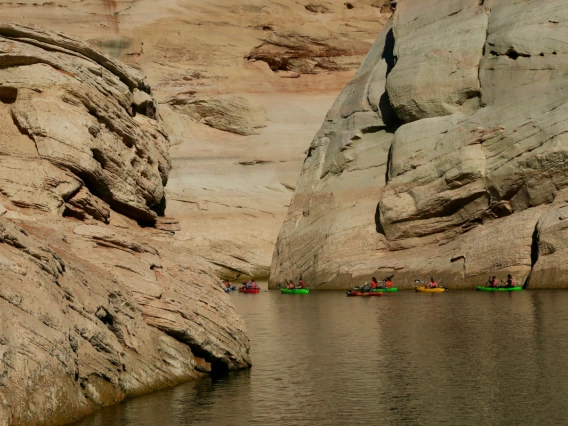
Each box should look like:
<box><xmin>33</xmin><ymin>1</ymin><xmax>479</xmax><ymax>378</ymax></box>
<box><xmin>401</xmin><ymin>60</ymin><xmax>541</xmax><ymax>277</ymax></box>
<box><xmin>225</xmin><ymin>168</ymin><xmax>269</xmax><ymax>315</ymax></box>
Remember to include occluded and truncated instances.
<box><xmin>0</xmin><ymin>24</ymin><xmax>250</xmax><ymax>426</ymax></box>
<box><xmin>270</xmin><ymin>0</ymin><xmax>568</xmax><ymax>290</ymax></box>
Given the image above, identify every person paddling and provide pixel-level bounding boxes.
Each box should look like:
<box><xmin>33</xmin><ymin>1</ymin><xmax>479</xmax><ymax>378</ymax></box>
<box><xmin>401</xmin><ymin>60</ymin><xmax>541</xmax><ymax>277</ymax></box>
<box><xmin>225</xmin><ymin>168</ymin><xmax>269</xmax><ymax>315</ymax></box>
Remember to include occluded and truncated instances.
<box><xmin>427</xmin><ymin>277</ymin><xmax>438</xmax><ymax>288</ymax></box>
<box><xmin>487</xmin><ymin>276</ymin><xmax>498</xmax><ymax>288</ymax></box>
<box><xmin>287</xmin><ymin>280</ymin><xmax>296</xmax><ymax>290</ymax></box>
<box><xmin>298</xmin><ymin>279</ymin><xmax>306</xmax><ymax>289</ymax></box>
<box><xmin>370</xmin><ymin>277</ymin><xmax>379</xmax><ymax>289</ymax></box>
<box><xmin>384</xmin><ymin>276</ymin><xmax>393</xmax><ymax>289</ymax></box>
<box><xmin>251</xmin><ymin>279</ymin><xmax>258</xmax><ymax>289</ymax></box>
<box><xmin>505</xmin><ymin>274</ymin><xmax>515</xmax><ymax>288</ymax></box>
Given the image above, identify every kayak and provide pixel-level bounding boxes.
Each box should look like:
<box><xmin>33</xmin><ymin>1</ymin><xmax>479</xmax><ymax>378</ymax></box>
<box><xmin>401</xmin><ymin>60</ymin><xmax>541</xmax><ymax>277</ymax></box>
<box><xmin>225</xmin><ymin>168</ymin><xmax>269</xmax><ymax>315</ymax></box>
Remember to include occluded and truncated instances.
<box><xmin>280</xmin><ymin>288</ymin><xmax>309</xmax><ymax>294</ymax></box>
<box><xmin>347</xmin><ymin>291</ymin><xmax>383</xmax><ymax>297</ymax></box>
<box><xmin>371</xmin><ymin>288</ymin><xmax>398</xmax><ymax>293</ymax></box>
<box><xmin>476</xmin><ymin>286</ymin><xmax>522</xmax><ymax>292</ymax></box>
<box><xmin>415</xmin><ymin>286</ymin><xmax>446</xmax><ymax>293</ymax></box>
<box><xmin>238</xmin><ymin>288</ymin><xmax>260</xmax><ymax>294</ymax></box>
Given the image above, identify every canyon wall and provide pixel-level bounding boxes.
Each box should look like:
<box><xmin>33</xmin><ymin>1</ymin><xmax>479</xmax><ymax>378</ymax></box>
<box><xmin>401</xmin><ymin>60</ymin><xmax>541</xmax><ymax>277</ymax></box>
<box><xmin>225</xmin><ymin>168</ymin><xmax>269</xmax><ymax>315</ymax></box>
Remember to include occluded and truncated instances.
<box><xmin>270</xmin><ymin>0</ymin><xmax>568</xmax><ymax>289</ymax></box>
<box><xmin>0</xmin><ymin>25</ymin><xmax>250</xmax><ymax>426</ymax></box>
<box><xmin>0</xmin><ymin>0</ymin><xmax>392</xmax><ymax>277</ymax></box>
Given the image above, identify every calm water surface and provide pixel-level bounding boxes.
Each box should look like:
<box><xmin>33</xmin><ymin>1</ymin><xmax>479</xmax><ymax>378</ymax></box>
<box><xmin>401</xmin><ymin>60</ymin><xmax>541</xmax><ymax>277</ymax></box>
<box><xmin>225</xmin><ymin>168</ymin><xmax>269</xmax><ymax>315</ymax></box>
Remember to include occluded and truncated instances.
<box><xmin>74</xmin><ymin>284</ymin><xmax>568</xmax><ymax>425</ymax></box>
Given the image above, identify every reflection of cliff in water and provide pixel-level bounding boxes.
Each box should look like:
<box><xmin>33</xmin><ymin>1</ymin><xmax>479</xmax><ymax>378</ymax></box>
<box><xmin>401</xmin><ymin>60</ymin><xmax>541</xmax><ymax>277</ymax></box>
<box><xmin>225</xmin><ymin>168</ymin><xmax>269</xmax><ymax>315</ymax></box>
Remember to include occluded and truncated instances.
<box><xmin>74</xmin><ymin>289</ymin><xmax>568</xmax><ymax>425</ymax></box>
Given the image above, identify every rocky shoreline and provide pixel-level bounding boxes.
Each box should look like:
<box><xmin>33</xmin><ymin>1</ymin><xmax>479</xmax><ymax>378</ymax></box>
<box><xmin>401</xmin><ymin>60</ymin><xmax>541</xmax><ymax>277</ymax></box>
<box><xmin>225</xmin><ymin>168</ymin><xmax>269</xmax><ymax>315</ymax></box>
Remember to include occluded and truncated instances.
<box><xmin>0</xmin><ymin>25</ymin><xmax>250</xmax><ymax>426</ymax></box>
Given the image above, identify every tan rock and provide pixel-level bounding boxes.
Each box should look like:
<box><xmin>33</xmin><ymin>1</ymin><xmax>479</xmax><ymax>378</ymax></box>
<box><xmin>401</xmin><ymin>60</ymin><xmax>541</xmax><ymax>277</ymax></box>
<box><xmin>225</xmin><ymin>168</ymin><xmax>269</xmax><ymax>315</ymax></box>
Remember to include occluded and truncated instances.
<box><xmin>271</xmin><ymin>1</ymin><xmax>568</xmax><ymax>290</ymax></box>
<box><xmin>0</xmin><ymin>25</ymin><xmax>251</xmax><ymax>426</ymax></box>
<box><xmin>0</xmin><ymin>0</ymin><xmax>392</xmax><ymax>277</ymax></box>
<box><xmin>0</xmin><ymin>24</ymin><xmax>170</xmax><ymax>222</ymax></box>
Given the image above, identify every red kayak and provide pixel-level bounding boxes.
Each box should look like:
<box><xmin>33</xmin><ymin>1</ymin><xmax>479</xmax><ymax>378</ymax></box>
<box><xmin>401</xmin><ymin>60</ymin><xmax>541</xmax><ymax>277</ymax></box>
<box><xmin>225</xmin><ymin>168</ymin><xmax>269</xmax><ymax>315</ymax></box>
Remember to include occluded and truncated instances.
<box><xmin>238</xmin><ymin>288</ymin><xmax>260</xmax><ymax>294</ymax></box>
<box><xmin>346</xmin><ymin>291</ymin><xmax>383</xmax><ymax>297</ymax></box>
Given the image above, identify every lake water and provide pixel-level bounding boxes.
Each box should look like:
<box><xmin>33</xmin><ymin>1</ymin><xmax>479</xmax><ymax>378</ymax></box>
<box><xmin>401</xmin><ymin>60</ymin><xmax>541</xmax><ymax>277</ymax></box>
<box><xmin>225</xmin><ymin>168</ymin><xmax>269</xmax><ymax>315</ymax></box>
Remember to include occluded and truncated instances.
<box><xmin>73</xmin><ymin>284</ymin><xmax>568</xmax><ymax>425</ymax></box>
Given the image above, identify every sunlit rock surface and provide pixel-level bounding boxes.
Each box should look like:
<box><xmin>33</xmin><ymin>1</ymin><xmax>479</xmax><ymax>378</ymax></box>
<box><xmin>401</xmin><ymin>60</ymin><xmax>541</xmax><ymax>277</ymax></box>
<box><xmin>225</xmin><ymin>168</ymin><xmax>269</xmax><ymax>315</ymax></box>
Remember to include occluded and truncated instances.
<box><xmin>0</xmin><ymin>0</ymin><xmax>392</xmax><ymax>277</ymax></box>
<box><xmin>0</xmin><ymin>25</ymin><xmax>250</xmax><ymax>426</ymax></box>
<box><xmin>270</xmin><ymin>0</ymin><xmax>568</xmax><ymax>290</ymax></box>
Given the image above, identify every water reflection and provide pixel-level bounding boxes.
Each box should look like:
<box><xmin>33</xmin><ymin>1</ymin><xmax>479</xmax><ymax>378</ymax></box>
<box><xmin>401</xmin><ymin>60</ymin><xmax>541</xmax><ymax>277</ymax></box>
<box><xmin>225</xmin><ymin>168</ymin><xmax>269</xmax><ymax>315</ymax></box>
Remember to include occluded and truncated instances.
<box><xmin>73</xmin><ymin>286</ymin><xmax>568</xmax><ymax>425</ymax></box>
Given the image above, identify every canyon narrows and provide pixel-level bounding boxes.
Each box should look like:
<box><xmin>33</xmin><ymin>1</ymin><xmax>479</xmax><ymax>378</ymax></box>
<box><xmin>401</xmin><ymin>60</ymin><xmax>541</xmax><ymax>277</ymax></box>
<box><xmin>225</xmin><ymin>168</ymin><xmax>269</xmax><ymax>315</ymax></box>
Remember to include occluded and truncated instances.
<box><xmin>270</xmin><ymin>0</ymin><xmax>568</xmax><ymax>290</ymax></box>
<box><xmin>0</xmin><ymin>0</ymin><xmax>392</xmax><ymax>277</ymax></box>
<box><xmin>0</xmin><ymin>1</ymin><xmax>393</xmax><ymax>424</ymax></box>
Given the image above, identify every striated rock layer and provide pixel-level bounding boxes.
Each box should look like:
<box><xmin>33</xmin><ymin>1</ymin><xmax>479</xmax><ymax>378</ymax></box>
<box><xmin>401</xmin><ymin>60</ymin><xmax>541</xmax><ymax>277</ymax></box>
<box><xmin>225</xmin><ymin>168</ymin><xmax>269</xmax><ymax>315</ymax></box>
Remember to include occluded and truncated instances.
<box><xmin>0</xmin><ymin>25</ymin><xmax>250</xmax><ymax>426</ymax></box>
<box><xmin>270</xmin><ymin>0</ymin><xmax>568</xmax><ymax>290</ymax></box>
<box><xmin>0</xmin><ymin>0</ymin><xmax>392</xmax><ymax>277</ymax></box>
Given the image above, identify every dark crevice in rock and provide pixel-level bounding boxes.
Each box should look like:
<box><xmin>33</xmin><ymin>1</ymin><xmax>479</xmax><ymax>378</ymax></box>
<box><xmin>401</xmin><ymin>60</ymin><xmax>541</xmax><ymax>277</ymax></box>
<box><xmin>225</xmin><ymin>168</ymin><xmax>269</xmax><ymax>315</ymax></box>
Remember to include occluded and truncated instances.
<box><xmin>384</xmin><ymin>137</ymin><xmax>394</xmax><ymax>183</ymax></box>
<box><xmin>161</xmin><ymin>328</ymin><xmax>231</xmax><ymax>374</ymax></box>
<box><xmin>530</xmin><ymin>223</ymin><xmax>540</xmax><ymax>268</ymax></box>
<box><xmin>490</xmin><ymin>48</ymin><xmax>531</xmax><ymax>60</ymax></box>
<box><xmin>154</xmin><ymin>195</ymin><xmax>166</xmax><ymax>217</ymax></box>
<box><xmin>0</xmin><ymin>87</ymin><xmax>18</xmax><ymax>104</ymax></box>
<box><xmin>524</xmin><ymin>221</ymin><xmax>540</xmax><ymax>289</ymax></box>
<box><xmin>375</xmin><ymin>202</ymin><xmax>385</xmax><ymax>235</ymax></box>
<box><xmin>380</xmin><ymin>28</ymin><xmax>403</xmax><ymax>128</ymax></box>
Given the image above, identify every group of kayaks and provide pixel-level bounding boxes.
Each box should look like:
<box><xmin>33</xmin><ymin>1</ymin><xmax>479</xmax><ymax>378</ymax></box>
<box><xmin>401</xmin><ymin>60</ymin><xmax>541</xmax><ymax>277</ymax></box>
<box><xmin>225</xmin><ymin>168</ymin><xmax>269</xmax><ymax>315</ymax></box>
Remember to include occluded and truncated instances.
<box><xmin>347</xmin><ymin>285</ymin><xmax>524</xmax><ymax>296</ymax></box>
<box><xmin>228</xmin><ymin>284</ymin><xmax>523</xmax><ymax>295</ymax></box>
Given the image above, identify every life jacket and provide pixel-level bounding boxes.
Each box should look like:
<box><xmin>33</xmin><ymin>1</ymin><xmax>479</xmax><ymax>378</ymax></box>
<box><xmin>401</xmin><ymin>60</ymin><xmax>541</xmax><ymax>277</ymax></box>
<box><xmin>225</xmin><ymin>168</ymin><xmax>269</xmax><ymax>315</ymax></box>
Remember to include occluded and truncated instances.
<box><xmin>386</xmin><ymin>280</ymin><xmax>392</xmax><ymax>288</ymax></box>
<box><xmin>299</xmin><ymin>281</ymin><xmax>305</xmax><ymax>288</ymax></box>
<box><xmin>430</xmin><ymin>281</ymin><xmax>437</xmax><ymax>288</ymax></box>
<box><xmin>491</xmin><ymin>278</ymin><xmax>498</xmax><ymax>287</ymax></box>
<box><xmin>508</xmin><ymin>278</ymin><xmax>514</xmax><ymax>286</ymax></box>
<box><xmin>371</xmin><ymin>281</ymin><xmax>378</xmax><ymax>289</ymax></box>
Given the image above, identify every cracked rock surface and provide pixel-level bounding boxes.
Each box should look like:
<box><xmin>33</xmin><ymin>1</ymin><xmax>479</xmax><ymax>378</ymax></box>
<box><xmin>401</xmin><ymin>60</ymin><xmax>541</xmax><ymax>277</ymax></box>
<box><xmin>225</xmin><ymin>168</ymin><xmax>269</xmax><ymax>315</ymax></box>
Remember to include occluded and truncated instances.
<box><xmin>270</xmin><ymin>0</ymin><xmax>568</xmax><ymax>290</ymax></box>
<box><xmin>0</xmin><ymin>25</ymin><xmax>250</xmax><ymax>426</ymax></box>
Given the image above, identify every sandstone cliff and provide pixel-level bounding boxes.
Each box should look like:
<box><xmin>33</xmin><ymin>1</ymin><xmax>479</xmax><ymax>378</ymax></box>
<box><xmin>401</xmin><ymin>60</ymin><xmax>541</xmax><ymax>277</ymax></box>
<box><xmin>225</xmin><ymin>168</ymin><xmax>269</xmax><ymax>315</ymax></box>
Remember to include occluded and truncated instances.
<box><xmin>0</xmin><ymin>25</ymin><xmax>250</xmax><ymax>426</ymax></box>
<box><xmin>0</xmin><ymin>0</ymin><xmax>392</xmax><ymax>278</ymax></box>
<box><xmin>270</xmin><ymin>0</ymin><xmax>568</xmax><ymax>289</ymax></box>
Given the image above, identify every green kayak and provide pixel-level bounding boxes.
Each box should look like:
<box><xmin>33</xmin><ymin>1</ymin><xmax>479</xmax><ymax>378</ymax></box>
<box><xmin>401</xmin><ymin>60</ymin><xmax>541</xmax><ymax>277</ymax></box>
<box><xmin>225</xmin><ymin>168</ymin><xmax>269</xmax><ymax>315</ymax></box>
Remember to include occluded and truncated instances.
<box><xmin>371</xmin><ymin>288</ymin><xmax>398</xmax><ymax>293</ymax></box>
<box><xmin>476</xmin><ymin>286</ymin><xmax>522</xmax><ymax>292</ymax></box>
<box><xmin>280</xmin><ymin>288</ymin><xmax>310</xmax><ymax>294</ymax></box>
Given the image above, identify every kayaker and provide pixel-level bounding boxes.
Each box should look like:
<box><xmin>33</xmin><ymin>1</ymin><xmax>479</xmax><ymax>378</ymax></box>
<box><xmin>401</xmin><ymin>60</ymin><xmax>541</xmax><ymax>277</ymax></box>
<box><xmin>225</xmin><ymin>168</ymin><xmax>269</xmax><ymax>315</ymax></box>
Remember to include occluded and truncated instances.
<box><xmin>370</xmin><ymin>277</ymin><xmax>379</xmax><ymax>289</ymax></box>
<box><xmin>505</xmin><ymin>274</ymin><xmax>515</xmax><ymax>288</ymax></box>
<box><xmin>224</xmin><ymin>280</ymin><xmax>231</xmax><ymax>289</ymax></box>
<box><xmin>298</xmin><ymin>279</ymin><xmax>306</xmax><ymax>289</ymax></box>
<box><xmin>427</xmin><ymin>277</ymin><xmax>438</xmax><ymax>288</ymax></box>
<box><xmin>384</xmin><ymin>276</ymin><xmax>393</xmax><ymax>288</ymax></box>
<box><xmin>487</xmin><ymin>276</ymin><xmax>498</xmax><ymax>288</ymax></box>
<box><xmin>287</xmin><ymin>280</ymin><xmax>296</xmax><ymax>289</ymax></box>
<box><xmin>251</xmin><ymin>280</ymin><xmax>258</xmax><ymax>289</ymax></box>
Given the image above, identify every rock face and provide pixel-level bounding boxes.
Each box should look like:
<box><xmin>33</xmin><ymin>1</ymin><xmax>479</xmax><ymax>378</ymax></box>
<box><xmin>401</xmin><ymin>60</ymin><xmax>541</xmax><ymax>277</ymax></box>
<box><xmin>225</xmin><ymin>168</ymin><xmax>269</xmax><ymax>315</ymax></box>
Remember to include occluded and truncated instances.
<box><xmin>0</xmin><ymin>25</ymin><xmax>250</xmax><ymax>426</ymax></box>
<box><xmin>0</xmin><ymin>0</ymin><xmax>392</xmax><ymax>278</ymax></box>
<box><xmin>270</xmin><ymin>1</ymin><xmax>568</xmax><ymax>290</ymax></box>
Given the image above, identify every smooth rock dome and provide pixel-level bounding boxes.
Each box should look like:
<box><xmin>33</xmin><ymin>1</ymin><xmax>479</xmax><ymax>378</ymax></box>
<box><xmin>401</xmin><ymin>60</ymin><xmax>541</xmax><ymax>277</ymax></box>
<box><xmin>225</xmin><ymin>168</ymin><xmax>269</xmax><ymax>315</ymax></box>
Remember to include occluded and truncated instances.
<box><xmin>270</xmin><ymin>0</ymin><xmax>568</xmax><ymax>290</ymax></box>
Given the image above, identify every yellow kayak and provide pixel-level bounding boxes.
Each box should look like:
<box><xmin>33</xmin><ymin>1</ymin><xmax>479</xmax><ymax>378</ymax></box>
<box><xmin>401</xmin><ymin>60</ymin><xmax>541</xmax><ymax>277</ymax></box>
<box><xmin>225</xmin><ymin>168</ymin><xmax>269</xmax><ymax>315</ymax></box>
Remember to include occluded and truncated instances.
<box><xmin>415</xmin><ymin>286</ymin><xmax>446</xmax><ymax>293</ymax></box>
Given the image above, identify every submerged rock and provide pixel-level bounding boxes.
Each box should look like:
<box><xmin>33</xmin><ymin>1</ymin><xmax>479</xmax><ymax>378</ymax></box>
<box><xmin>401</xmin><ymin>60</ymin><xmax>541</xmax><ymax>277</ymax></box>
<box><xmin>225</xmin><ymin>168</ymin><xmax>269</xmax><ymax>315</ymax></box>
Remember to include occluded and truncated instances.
<box><xmin>0</xmin><ymin>24</ymin><xmax>250</xmax><ymax>426</ymax></box>
<box><xmin>270</xmin><ymin>0</ymin><xmax>568</xmax><ymax>289</ymax></box>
